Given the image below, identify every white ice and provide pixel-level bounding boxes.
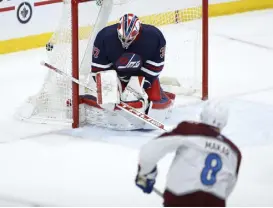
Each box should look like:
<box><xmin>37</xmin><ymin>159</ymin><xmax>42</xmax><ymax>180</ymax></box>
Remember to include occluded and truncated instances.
<box><xmin>0</xmin><ymin>9</ymin><xmax>273</xmax><ymax>206</ymax></box>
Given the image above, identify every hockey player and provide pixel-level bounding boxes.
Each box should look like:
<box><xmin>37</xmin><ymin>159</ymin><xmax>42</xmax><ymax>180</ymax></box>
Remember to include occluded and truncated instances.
<box><xmin>81</xmin><ymin>13</ymin><xmax>175</xmax><ymax>130</ymax></box>
<box><xmin>91</xmin><ymin>13</ymin><xmax>168</xmax><ymax>101</ymax></box>
<box><xmin>135</xmin><ymin>101</ymin><xmax>242</xmax><ymax>206</ymax></box>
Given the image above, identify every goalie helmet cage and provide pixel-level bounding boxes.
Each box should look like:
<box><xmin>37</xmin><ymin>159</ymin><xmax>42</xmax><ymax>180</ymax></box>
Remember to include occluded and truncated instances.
<box><xmin>16</xmin><ymin>0</ymin><xmax>208</xmax><ymax>128</ymax></box>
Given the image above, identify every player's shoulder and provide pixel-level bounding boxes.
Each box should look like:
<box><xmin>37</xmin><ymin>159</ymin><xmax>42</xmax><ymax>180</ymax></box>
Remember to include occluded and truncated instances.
<box><xmin>141</xmin><ymin>24</ymin><xmax>166</xmax><ymax>43</ymax></box>
<box><xmin>96</xmin><ymin>24</ymin><xmax>118</xmax><ymax>41</ymax></box>
<box><xmin>217</xmin><ymin>134</ymin><xmax>241</xmax><ymax>159</ymax></box>
<box><xmin>160</xmin><ymin>121</ymin><xmax>219</xmax><ymax>137</ymax></box>
<box><xmin>160</xmin><ymin>121</ymin><xmax>241</xmax><ymax>156</ymax></box>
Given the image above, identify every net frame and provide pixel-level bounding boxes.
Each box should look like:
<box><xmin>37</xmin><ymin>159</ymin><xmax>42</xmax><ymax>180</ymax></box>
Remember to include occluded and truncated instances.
<box><xmin>15</xmin><ymin>0</ymin><xmax>208</xmax><ymax>128</ymax></box>
<box><xmin>70</xmin><ymin>0</ymin><xmax>208</xmax><ymax>128</ymax></box>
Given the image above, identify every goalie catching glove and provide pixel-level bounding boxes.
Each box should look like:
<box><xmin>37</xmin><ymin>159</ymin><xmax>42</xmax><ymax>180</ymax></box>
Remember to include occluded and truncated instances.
<box><xmin>135</xmin><ymin>165</ymin><xmax>157</xmax><ymax>194</ymax></box>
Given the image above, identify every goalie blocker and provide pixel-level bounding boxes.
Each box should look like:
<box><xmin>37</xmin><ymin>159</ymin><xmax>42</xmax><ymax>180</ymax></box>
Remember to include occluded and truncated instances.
<box><xmin>79</xmin><ymin>70</ymin><xmax>175</xmax><ymax>130</ymax></box>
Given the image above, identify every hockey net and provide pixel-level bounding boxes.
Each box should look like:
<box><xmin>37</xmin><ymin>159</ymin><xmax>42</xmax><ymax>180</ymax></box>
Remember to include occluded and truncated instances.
<box><xmin>16</xmin><ymin>0</ymin><xmax>208</xmax><ymax>128</ymax></box>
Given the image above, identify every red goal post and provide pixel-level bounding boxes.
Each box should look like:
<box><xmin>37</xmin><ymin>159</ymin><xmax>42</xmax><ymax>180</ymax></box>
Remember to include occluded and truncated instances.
<box><xmin>202</xmin><ymin>0</ymin><xmax>209</xmax><ymax>101</ymax></box>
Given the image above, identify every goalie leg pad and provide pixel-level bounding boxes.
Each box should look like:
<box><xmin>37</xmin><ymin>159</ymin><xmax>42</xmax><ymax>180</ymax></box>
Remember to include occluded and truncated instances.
<box><xmin>82</xmin><ymin>95</ymin><xmax>147</xmax><ymax>130</ymax></box>
<box><xmin>80</xmin><ymin>93</ymin><xmax>174</xmax><ymax>130</ymax></box>
<box><xmin>96</xmin><ymin>70</ymin><xmax>121</xmax><ymax>105</ymax></box>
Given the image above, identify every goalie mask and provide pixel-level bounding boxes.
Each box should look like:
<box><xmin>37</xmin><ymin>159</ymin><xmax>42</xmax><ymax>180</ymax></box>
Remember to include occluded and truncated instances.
<box><xmin>117</xmin><ymin>14</ymin><xmax>141</xmax><ymax>49</ymax></box>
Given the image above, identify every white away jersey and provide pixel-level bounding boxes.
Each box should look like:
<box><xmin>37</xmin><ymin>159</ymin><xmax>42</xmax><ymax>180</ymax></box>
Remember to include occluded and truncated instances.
<box><xmin>138</xmin><ymin>121</ymin><xmax>242</xmax><ymax>200</ymax></box>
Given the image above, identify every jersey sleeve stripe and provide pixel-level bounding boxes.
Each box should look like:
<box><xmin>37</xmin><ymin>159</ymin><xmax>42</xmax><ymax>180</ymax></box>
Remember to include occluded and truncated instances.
<box><xmin>146</xmin><ymin>60</ymin><xmax>165</xmax><ymax>66</ymax></box>
<box><xmin>92</xmin><ymin>62</ymin><xmax>113</xmax><ymax>69</ymax></box>
<box><xmin>144</xmin><ymin>62</ymin><xmax>164</xmax><ymax>72</ymax></box>
<box><xmin>141</xmin><ymin>67</ymin><xmax>161</xmax><ymax>76</ymax></box>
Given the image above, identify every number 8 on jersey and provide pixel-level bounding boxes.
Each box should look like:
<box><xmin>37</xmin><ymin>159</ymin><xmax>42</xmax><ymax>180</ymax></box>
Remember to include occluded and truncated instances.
<box><xmin>201</xmin><ymin>153</ymin><xmax>222</xmax><ymax>186</ymax></box>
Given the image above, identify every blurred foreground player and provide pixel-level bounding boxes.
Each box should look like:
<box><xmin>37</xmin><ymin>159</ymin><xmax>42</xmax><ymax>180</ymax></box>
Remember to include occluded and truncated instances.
<box><xmin>135</xmin><ymin>101</ymin><xmax>242</xmax><ymax>206</ymax></box>
<box><xmin>80</xmin><ymin>13</ymin><xmax>175</xmax><ymax>130</ymax></box>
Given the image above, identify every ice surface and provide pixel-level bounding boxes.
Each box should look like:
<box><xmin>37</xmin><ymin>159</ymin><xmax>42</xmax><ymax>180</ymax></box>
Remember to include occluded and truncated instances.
<box><xmin>0</xmin><ymin>9</ymin><xmax>273</xmax><ymax>206</ymax></box>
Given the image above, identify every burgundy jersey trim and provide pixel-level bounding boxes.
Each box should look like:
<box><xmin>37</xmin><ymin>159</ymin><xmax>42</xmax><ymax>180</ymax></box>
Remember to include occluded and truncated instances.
<box><xmin>144</xmin><ymin>62</ymin><xmax>164</xmax><ymax>72</ymax></box>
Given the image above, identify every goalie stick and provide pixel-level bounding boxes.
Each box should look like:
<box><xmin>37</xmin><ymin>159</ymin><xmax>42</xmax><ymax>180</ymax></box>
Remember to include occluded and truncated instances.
<box><xmin>41</xmin><ymin>61</ymin><xmax>167</xmax><ymax>131</ymax></box>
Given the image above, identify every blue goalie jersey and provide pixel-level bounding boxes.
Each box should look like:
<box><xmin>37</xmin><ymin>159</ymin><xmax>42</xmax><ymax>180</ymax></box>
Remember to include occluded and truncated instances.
<box><xmin>91</xmin><ymin>23</ymin><xmax>166</xmax><ymax>89</ymax></box>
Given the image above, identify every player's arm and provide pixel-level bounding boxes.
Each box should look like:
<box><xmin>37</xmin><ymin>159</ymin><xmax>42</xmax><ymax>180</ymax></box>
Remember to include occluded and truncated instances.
<box><xmin>135</xmin><ymin>135</ymin><xmax>184</xmax><ymax>194</ymax></box>
<box><xmin>91</xmin><ymin>31</ymin><xmax>113</xmax><ymax>78</ymax></box>
<box><xmin>138</xmin><ymin>135</ymin><xmax>184</xmax><ymax>175</ymax></box>
<box><xmin>140</xmin><ymin>34</ymin><xmax>166</xmax><ymax>89</ymax></box>
<box><xmin>137</xmin><ymin>121</ymin><xmax>189</xmax><ymax>175</ymax></box>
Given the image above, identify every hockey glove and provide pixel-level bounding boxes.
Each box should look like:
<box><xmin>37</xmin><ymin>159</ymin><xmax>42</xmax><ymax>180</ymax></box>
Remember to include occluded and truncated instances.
<box><xmin>135</xmin><ymin>166</ymin><xmax>157</xmax><ymax>194</ymax></box>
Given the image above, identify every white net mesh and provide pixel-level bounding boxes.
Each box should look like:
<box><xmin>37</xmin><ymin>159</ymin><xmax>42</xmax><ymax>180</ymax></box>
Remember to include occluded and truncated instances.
<box><xmin>16</xmin><ymin>0</ymin><xmax>204</xmax><ymax>125</ymax></box>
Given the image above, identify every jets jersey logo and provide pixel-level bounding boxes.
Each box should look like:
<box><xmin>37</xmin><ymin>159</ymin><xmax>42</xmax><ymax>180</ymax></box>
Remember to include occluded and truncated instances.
<box><xmin>118</xmin><ymin>60</ymin><xmax>141</xmax><ymax>69</ymax></box>
<box><xmin>118</xmin><ymin>55</ymin><xmax>141</xmax><ymax>69</ymax></box>
<box><xmin>116</xmin><ymin>53</ymin><xmax>142</xmax><ymax>72</ymax></box>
